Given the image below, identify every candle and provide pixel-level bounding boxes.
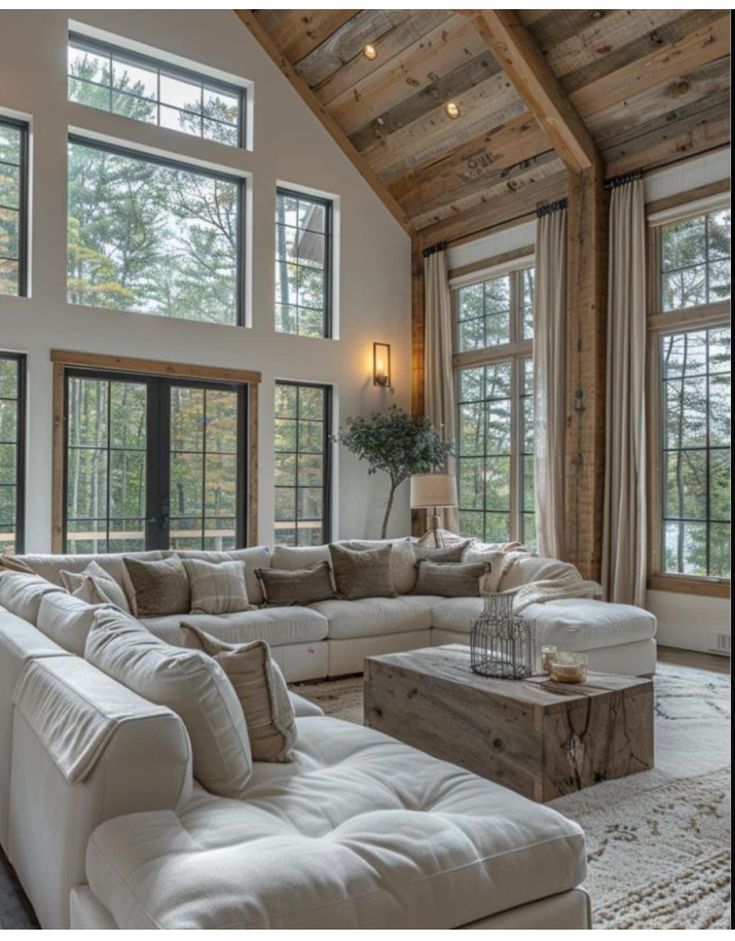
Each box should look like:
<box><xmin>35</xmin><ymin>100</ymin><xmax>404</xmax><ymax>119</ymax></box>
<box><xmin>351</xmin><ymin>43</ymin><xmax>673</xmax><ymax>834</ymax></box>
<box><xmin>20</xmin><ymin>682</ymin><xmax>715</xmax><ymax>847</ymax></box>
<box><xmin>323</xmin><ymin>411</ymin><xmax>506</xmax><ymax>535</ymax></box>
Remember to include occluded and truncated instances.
<box><xmin>550</xmin><ymin>653</ymin><xmax>588</xmax><ymax>684</ymax></box>
<box><xmin>541</xmin><ymin>645</ymin><xmax>558</xmax><ymax>673</ymax></box>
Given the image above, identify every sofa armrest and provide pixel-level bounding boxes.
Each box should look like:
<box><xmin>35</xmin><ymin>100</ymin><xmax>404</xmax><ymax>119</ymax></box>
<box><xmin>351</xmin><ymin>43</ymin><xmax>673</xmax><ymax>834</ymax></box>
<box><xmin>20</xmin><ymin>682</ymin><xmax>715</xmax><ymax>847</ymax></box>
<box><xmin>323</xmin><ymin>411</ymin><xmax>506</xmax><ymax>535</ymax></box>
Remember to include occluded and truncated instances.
<box><xmin>289</xmin><ymin>690</ymin><xmax>324</xmax><ymax>717</ymax></box>
<box><xmin>8</xmin><ymin>657</ymin><xmax>192</xmax><ymax>929</ymax></box>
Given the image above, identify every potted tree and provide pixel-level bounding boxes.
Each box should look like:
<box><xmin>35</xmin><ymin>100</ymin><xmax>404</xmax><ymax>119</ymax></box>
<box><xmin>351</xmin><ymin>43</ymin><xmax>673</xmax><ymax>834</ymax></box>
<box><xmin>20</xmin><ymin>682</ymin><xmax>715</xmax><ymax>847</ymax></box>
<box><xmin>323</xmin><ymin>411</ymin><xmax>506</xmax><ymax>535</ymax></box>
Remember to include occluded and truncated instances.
<box><xmin>339</xmin><ymin>406</ymin><xmax>453</xmax><ymax>539</ymax></box>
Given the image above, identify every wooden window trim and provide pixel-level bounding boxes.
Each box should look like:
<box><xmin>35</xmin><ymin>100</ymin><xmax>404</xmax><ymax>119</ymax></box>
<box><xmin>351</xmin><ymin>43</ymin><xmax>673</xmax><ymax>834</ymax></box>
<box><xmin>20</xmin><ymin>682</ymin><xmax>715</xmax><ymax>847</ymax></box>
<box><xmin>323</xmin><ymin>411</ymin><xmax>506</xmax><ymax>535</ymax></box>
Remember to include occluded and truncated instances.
<box><xmin>645</xmin><ymin>191</ymin><xmax>731</xmax><ymax>595</ymax></box>
<box><xmin>51</xmin><ymin>351</ymin><xmax>260</xmax><ymax>551</ymax></box>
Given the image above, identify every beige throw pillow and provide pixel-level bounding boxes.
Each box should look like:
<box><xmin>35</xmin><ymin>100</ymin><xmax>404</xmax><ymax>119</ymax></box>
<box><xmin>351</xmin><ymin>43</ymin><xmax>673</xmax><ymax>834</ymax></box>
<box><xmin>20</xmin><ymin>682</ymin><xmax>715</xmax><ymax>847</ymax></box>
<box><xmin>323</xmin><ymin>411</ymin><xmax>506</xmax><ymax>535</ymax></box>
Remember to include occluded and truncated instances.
<box><xmin>61</xmin><ymin>560</ymin><xmax>131</xmax><ymax>613</ymax></box>
<box><xmin>413</xmin><ymin>541</ymin><xmax>470</xmax><ymax>564</ymax></box>
<box><xmin>181</xmin><ymin>624</ymin><xmax>297</xmax><ymax>763</ymax></box>
<box><xmin>86</xmin><ymin>608</ymin><xmax>252</xmax><ymax>797</ymax></box>
<box><xmin>329</xmin><ymin>543</ymin><xmax>395</xmax><ymax>600</ymax></box>
<box><xmin>182</xmin><ymin>558</ymin><xmax>251</xmax><ymax>615</ymax></box>
<box><xmin>123</xmin><ymin>555</ymin><xmax>190</xmax><ymax>617</ymax></box>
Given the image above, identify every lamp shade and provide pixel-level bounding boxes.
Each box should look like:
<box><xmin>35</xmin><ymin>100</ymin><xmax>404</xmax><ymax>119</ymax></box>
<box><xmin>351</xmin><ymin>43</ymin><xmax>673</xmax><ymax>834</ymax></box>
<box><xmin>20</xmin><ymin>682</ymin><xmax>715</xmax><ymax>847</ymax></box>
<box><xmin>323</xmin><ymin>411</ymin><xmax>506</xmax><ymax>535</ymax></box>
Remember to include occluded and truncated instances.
<box><xmin>410</xmin><ymin>473</ymin><xmax>457</xmax><ymax>509</ymax></box>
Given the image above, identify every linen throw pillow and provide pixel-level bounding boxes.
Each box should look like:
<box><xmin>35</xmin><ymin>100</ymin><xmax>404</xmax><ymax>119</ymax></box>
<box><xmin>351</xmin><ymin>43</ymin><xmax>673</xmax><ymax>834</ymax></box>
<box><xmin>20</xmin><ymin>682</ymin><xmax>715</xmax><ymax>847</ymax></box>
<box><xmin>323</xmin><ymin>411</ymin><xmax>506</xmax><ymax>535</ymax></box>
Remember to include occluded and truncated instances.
<box><xmin>61</xmin><ymin>560</ymin><xmax>131</xmax><ymax>613</ymax></box>
<box><xmin>181</xmin><ymin>624</ymin><xmax>297</xmax><ymax>762</ymax></box>
<box><xmin>181</xmin><ymin>558</ymin><xmax>252</xmax><ymax>615</ymax></box>
<box><xmin>329</xmin><ymin>543</ymin><xmax>395</xmax><ymax>600</ymax></box>
<box><xmin>255</xmin><ymin>561</ymin><xmax>335</xmax><ymax>606</ymax></box>
<box><xmin>413</xmin><ymin>560</ymin><xmax>490</xmax><ymax>597</ymax></box>
<box><xmin>347</xmin><ymin>538</ymin><xmax>417</xmax><ymax>594</ymax></box>
<box><xmin>123</xmin><ymin>555</ymin><xmax>190</xmax><ymax>618</ymax></box>
<box><xmin>413</xmin><ymin>541</ymin><xmax>470</xmax><ymax>564</ymax></box>
<box><xmin>86</xmin><ymin>608</ymin><xmax>252</xmax><ymax>797</ymax></box>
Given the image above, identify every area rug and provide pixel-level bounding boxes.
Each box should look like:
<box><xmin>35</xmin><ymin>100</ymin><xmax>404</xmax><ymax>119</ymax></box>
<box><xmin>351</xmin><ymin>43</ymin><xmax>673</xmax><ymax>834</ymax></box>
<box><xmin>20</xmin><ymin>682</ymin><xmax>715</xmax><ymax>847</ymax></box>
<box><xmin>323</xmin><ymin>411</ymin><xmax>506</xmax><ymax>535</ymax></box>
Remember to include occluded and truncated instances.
<box><xmin>293</xmin><ymin>662</ymin><xmax>731</xmax><ymax>930</ymax></box>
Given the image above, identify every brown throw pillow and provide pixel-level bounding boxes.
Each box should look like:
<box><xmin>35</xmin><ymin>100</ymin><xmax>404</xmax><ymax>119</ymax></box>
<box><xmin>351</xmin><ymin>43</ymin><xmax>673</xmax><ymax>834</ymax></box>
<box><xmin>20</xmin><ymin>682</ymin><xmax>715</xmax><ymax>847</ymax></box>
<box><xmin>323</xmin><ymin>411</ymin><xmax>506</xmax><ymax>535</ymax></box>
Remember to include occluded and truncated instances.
<box><xmin>254</xmin><ymin>561</ymin><xmax>335</xmax><ymax>606</ymax></box>
<box><xmin>123</xmin><ymin>555</ymin><xmax>190</xmax><ymax>618</ymax></box>
<box><xmin>413</xmin><ymin>560</ymin><xmax>490</xmax><ymax>597</ymax></box>
<box><xmin>181</xmin><ymin>558</ymin><xmax>252</xmax><ymax>615</ymax></box>
<box><xmin>329</xmin><ymin>543</ymin><xmax>395</xmax><ymax>600</ymax></box>
<box><xmin>0</xmin><ymin>555</ymin><xmax>35</xmax><ymax>574</ymax></box>
<box><xmin>181</xmin><ymin>624</ymin><xmax>297</xmax><ymax>763</ymax></box>
<box><xmin>413</xmin><ymin>541</ymin><xmax>470</xmax><ymax>564</ymax></box>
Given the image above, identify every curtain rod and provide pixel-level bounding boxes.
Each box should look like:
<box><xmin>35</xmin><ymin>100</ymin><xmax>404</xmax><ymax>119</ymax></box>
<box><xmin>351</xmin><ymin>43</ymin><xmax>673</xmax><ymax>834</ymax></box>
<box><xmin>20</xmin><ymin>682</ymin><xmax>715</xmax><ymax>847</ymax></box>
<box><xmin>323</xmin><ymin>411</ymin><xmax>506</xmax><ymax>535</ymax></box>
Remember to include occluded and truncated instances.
<box><xmin>604</xmin><ymin>168</ymin><xmax>644</xmax><ymax>191</ymax></box>
<box><xmin>536</xmin><ymin>198</ymin><xmax>568</xmax><ymax>218</ymax></box>
<box><xmin>422</xmin><ymin>241</ymin><xmax>446</xmax><ymax>258</ymax></box>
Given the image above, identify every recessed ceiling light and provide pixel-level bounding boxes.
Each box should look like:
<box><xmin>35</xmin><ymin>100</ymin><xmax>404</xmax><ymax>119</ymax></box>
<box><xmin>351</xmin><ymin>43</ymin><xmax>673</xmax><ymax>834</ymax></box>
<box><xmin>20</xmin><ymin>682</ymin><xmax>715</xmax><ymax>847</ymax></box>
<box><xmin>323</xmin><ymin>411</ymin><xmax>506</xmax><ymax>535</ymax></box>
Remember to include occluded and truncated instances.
<box><xmin>445</xmin><ymin>101</ymin><xmax>460</xmax><ymax>119</ymax></box>
<box><xmin>363</xmin><ymin>43</ymin><xmax>378</xmax><ymax>61</ymax></box>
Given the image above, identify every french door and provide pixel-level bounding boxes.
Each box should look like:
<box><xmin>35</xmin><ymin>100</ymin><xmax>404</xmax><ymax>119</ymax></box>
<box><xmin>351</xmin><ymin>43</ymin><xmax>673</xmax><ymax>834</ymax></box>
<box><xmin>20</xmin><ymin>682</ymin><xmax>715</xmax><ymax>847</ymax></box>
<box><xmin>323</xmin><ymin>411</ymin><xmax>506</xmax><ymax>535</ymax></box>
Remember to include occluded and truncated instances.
<box><xmin>63</xmin><ymin>368</ymin><xmax>247</xmax><ymax>553</ymax></box>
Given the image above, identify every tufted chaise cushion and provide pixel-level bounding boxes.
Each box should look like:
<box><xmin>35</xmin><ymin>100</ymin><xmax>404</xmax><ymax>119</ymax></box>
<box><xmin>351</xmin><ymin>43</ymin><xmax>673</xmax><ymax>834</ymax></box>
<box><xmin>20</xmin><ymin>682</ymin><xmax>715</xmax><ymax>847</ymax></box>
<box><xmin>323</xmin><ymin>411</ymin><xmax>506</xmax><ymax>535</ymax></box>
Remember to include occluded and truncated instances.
<box><xmin>85</xmin><ymin>715</ymin><xmax>586</xmax><ymax>929</ymax></box>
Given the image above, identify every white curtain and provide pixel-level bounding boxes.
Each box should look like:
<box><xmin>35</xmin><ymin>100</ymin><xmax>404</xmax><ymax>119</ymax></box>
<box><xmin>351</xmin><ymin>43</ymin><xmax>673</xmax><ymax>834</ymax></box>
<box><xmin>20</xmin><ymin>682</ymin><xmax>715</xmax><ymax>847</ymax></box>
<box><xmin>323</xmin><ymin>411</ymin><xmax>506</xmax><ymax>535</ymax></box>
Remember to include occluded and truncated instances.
<box><xmin>602</xmin><ymin>179</ymin><xmax>647</xmax><ymax>606</ymax></box>
<box><xmin>424</xmin><ymin>247</ymin><xmax>459</xmax><ymax>532</ymax></box>
<box><xmin>533</xmin><ymin>207</ymin><xmax>567</xmax><ymax>559</ymax></box>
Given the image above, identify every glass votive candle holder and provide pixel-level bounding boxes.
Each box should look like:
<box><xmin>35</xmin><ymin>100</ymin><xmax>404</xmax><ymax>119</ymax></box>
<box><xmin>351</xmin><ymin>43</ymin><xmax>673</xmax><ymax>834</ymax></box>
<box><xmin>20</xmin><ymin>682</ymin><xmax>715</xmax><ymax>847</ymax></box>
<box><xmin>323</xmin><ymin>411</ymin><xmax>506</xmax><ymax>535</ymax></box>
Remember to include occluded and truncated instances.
<box><xmin>550</xmin><ymin>652</ymin><xmax>588</xmax><ymax>684</ymax></box>
<box><xmin>541</xmin><ymin>645</ymin><xmax>558</xmax><ymax>674</ymax></box>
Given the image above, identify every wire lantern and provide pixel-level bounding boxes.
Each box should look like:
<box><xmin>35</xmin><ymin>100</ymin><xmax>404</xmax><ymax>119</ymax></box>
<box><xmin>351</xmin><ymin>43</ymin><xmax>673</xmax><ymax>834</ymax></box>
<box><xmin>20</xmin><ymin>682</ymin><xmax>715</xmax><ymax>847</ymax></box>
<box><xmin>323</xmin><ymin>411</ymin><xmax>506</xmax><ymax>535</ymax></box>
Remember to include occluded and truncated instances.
<box><xmin>470</xmin><ymin>591</ymin><xmax>536</xmax><ymax>680</ymax></box>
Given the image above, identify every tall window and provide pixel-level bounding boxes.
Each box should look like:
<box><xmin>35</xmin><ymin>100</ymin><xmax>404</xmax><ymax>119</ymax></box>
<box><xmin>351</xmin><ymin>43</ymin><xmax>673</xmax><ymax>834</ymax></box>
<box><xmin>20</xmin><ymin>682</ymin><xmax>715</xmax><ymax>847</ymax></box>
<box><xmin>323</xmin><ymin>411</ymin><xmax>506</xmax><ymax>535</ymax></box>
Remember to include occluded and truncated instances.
<box><xmin>67</xmin><ymin>137</ymin><xmax>245</xmax><ymax>325</ymax></box>
<box><xmin>63</xmin><ymin>368</ymin><xmax>247</xmax><ymax>553</ymax></box>
<box><xmin>0</xmin><ymin>117</ymin><xmax>28</xmax><ymax>297</ymax></box>
<box><xmin>274</xmin><ymin>381</ymin><xmax>331</xmax><ymax>546</ymax></box>
<box><xmin>68</xmin><ymin>33</ymin><xmax>246</xmax><ymax>148</ymax></box>
<box><xmin>275</xmin><ymin>188</ymin><xmax>332</xmax><ymax>338</ymax></box>
<box><xmin>454</xmin><ymin>260</ymin><xmax>535</xmax><ymax>546</ymax></box>
<box><xmin>0</xmin><ymin>353</ymin><xmax>25</xmax><ymax>554</ymax></box>
<box><xmin>649</xmin><ymin>200</ymin><xmax>731</xmax><ymax>587</ymax></box>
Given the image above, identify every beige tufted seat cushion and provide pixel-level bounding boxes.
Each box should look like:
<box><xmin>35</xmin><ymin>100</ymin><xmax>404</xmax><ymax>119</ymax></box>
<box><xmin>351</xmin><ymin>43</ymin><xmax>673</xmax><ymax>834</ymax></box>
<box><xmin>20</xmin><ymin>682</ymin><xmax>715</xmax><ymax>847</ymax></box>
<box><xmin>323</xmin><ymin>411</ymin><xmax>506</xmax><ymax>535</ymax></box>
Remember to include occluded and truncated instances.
<box><xmin>85</xmin><ymin>716</ymin><xmax>586</xmax><ymax>930</ymax></box>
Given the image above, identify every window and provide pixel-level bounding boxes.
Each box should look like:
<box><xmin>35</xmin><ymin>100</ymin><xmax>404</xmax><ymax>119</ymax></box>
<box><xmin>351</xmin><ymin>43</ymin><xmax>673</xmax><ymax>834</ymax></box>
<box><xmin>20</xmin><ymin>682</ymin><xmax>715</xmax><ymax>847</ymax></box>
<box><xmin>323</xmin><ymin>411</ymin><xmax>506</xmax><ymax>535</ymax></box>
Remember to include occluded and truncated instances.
<box><xmin>67</xmin><ymin>137</ymin><xmax>245</xmax><ymax>325</ymax></box>
<box><xmin>0</xmin><ymin>353</ymin><xmax>25</xmax><ymax>554</ymax></box>
<box><xmin>63</xmin><ymin>368</ymin><xmax>247</xmax><ymax>553</ymax></box>
<box><xmin>453</xmin><ymin>259</ymin><xmax>535</xmax><ymax>546</ymax></box>
<box><xmin>275</xmin><ymin>188</ymin><xmax>332</xmax><ymax>338</ymax></box>
<box><xmin>68</xmin><ymin>33</ymin><xmax>246</xmax><ymax>148</ymax></box>
<box><xmin>274</xmin><ymin>381</ymin><xmax>331</xmax><ymax>546</ymax></box>
<box><xmin>648</xmin><ymin>199</ymin><xmax>731</xmax><ymax>588</ymax></box>
<box><xmin>0</xmin><ymin>117</ymin><xmax>28</xmax><ymax>297</ymax></box>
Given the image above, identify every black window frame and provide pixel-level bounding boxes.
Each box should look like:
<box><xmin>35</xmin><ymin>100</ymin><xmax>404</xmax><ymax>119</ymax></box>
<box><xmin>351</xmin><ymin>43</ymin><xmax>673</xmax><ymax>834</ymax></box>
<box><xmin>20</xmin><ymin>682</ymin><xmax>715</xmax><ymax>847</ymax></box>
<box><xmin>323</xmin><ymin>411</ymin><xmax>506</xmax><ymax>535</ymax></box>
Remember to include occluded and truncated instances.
<box><xmin>67</xmin><ymin>134</ymin><xmax>248</xmax><ymax>327</ymax></box>
<box><xmin>62</xmin><ymin>366</ymin><xmax>248</xmax><ymax>553</ymax></box>
<box><xmin>67</xmin><ymin>31</ymin><xmax>248</xmax><ymax>150</ymax></box>
<box><xmin>275</xmin><ymin>187</ymin><xmax>333</xmax><ymax>339</ymax></box>
<box><xmin>0</xmin><ymin>115</ymin><xmax>29</xmax><ymax>298</ymax></box>
<box><xmin>0</xmin><ymin>352</ymin><xmax>26</xmax><ymax>554</ymax></box>
<box><xmin>274</xmin><ymin>380</ymin><xmax>332</xmax><ymax>546</ymax></box>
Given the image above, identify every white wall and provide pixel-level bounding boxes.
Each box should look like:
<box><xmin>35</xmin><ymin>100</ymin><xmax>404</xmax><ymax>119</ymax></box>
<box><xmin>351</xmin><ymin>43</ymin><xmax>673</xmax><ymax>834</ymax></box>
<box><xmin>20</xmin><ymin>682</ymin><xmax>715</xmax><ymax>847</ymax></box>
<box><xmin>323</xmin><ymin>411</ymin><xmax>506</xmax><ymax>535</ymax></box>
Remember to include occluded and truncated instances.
<box><xmin>0</xmin><ymin>10</ymin><xmax>411</xmax><ymax>551</ymax></box>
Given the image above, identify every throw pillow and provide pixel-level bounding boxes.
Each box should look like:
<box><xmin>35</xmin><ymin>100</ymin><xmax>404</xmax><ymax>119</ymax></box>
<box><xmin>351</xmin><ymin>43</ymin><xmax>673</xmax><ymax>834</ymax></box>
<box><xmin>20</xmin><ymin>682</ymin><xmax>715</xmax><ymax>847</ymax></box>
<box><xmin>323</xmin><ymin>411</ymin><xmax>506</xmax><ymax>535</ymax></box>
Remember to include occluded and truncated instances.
<box><xmin>181</xmin><ymin>558</ymin><xmax>252</xmax><ymax>615</ymax></box>
<box><xmin>123</xmin><ymin>555</ymin><xmax>190</xmax><ymax>618</ymax></box>
<box><xmin>413</xmin><ymin>541</ymin><xmax>470</xmax><ymax>564</ymax></box>
<box><xmin>255</xmin><ymin>561</ymin><xmax>335</xmax><ymax>606</ymax></box>
<box><xmin>0</xmin><ymin>555</ymin><xmax>35</xmax><ymax>574</ymax></box>
<box><xmin>329</xmin><ymin>543</ymin><xmax>395</xmax><ymax>600</ymax></box>
<box><xmin>61</xmin><ymin>560</ymin><xmax>131</xmax><ymax>613</ymax></box>
<box><xmin>86</xmin><ymin>607</ymin><xmax>252</xmax><ymax>798</ymax></box>
<box><xmin>347</xmin><ymin>538</ymin><xmax>417</xmax><ymax>594</ymax></box>
<box><xmin>413</xmin><ymin>560</ymin><xmax>490</xmax><ymax>597</ymax></box>
<box><xmin>181</xmin><ymin>624</ymin><xmax>296</xmax><ymax>762</ymax></box>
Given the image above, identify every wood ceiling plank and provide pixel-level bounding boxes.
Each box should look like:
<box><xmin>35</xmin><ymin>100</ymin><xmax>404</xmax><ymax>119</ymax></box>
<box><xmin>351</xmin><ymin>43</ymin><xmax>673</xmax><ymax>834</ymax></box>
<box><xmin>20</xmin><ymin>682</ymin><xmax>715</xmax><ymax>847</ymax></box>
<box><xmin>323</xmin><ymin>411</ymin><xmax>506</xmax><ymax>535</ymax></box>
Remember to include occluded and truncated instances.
<box><xmin>314</xmin><ymin>11</ymin><xmax>453</xmax><ymax>105</ymax></box>
<box><xmin>235</xmin><ymin>11</ymin><xmax>411</xmax><ymax>234</ymax></box>
<box><xmin>326</xmin><ymin>15</ymin><xmax>486</xmax><ymax>136</ymax></box>
<box><xmin>520</xmin><ymin>9</ymin><xmax>606</xmax><ymax>55</ymax></box>
<box><xmin>414</xmin><ymin>170</ymin><xmax>569</xmax><ymax>248</ymax></box>
<box><xmin>270</xmin><ymin>10</ymin><xmax>362</xmax><ymax>65</ymax></box>
<box><xmin>470</xmin><ymin>10</ymin><xmax>598</xmax><ymax>172</ymax></box>
<box><xmin>409</xmin><ymin>152</ymin><xmax>565</xmax><ymax>230</ymax></box>
<box><xmin>295</xmin><ymin>9</ymin><xmax>413</xmax><ymax>90</ymax></box>
<box><xmin>349</xmin><ymin>50</ymin><xmax>501</xmax><ymax>154</ymax></box>
<box><xmin>363</xmin><ymin>68</ymin><xmax>522</xmax><ymax>178</ymax></box>
<box><xmin>571</xmin><ymin>15</ymin><xmax>731</xmax><ymax>118</ymax></box>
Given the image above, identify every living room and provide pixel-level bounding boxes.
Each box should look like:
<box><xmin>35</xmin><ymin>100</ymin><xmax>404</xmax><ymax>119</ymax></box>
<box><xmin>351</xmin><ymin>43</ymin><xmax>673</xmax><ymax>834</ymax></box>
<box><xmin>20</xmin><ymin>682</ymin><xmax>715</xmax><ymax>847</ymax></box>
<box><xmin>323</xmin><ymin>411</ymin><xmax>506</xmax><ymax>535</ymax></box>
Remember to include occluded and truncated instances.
<box><xmin>0</xmin><ymin>4</ymin><xmax>730</xmax><ymax>933</ymax></box>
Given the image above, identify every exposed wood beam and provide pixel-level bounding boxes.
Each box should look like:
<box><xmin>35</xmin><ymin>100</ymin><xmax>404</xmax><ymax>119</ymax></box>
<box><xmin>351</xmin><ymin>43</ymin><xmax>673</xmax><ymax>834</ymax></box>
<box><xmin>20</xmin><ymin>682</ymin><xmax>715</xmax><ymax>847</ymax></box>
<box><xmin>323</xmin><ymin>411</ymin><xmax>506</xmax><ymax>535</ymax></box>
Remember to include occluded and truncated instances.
<box><xmin>468</xmin><ymin>10</ymin><xmax>598</xmax><ymax>173</ymax></box>
<box><xmin>235</xmin><ymin>10</ymin><xmax>413</xmax><ymax>236</ymax></box>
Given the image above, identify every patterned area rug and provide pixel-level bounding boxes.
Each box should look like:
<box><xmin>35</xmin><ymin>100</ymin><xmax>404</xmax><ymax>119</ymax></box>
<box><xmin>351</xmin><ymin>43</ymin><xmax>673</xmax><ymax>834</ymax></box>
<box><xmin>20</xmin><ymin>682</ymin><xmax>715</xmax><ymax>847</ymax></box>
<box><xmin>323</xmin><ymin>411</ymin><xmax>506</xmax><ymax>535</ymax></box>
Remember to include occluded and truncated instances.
<box><xmin>293</xmin><ymin>662</ymin><xmax>731</xmax><ymax>930</ymax></box>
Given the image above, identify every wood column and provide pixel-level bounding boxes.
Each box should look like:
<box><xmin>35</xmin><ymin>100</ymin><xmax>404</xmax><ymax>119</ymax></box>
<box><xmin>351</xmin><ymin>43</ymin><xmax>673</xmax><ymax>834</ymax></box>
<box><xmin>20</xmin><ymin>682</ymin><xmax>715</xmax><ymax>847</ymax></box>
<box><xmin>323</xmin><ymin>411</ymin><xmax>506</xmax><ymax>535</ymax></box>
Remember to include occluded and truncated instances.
<box><xmin>564</xmin><ymin>158</ymin><xmax>609</xmax><ymax>581</ymax></box>
<box><xmin>411</xmin><ymin>240</ymin><xmax>426</xmax><ymax>537</ymax></box>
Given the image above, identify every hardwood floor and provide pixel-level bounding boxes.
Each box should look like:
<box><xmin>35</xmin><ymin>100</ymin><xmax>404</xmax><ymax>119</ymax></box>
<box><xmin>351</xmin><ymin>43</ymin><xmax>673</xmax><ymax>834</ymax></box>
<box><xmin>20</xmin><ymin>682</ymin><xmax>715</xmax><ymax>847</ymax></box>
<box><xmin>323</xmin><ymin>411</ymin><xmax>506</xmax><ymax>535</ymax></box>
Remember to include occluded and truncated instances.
<box><xmin>657</xmin><ymin>645</ymin><xmax>731</xmax><ymax>675</ymax></box>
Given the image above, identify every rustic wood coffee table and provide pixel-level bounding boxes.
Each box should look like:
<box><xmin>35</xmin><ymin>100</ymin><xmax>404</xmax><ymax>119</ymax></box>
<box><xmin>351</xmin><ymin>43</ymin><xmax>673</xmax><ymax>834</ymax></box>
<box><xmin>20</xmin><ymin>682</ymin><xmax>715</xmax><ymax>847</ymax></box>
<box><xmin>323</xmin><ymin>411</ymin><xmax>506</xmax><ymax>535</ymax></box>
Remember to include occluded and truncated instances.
<box><xmin>364</xmin><ymin>645</ymin><xmax>654</xmax><ymax>802</ymax></box>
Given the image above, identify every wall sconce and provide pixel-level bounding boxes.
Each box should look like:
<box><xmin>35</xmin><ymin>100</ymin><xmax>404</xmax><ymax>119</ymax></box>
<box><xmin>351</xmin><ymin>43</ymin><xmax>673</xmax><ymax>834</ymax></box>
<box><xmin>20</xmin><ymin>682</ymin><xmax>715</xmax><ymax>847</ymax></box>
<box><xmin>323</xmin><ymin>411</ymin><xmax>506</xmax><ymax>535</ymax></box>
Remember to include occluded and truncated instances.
<box><xmin>373</xmin><ymin>342</ymin><xmax>391</xmax><ymax>388</ymax></box>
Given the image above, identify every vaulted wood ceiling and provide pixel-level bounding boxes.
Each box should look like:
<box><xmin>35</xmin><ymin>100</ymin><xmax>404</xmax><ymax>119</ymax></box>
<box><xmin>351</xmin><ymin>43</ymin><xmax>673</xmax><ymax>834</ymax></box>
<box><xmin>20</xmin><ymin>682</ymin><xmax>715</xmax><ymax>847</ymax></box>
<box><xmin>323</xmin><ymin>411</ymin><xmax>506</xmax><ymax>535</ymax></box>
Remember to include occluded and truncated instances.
<box><xmin>237</xmin><ymin>9</ymin><xmax>731</xmax><ymax>242</ymax></box>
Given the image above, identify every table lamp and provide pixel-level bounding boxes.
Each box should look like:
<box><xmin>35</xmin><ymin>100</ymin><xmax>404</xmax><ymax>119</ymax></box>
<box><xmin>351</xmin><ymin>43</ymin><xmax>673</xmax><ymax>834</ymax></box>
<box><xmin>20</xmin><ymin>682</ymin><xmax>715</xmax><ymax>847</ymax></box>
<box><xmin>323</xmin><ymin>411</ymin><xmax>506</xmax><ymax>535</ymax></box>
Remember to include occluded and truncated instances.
<box><xmin>410</xmin><ymin>473</ymin><xmax>458</xmax><ymax>548</ymax></box>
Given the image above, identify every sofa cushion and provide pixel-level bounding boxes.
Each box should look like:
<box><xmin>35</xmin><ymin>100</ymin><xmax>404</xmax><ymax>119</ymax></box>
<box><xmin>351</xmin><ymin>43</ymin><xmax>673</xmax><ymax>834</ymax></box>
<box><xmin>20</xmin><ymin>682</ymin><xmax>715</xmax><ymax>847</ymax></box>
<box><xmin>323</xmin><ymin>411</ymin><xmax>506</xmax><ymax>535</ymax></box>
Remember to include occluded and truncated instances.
<box><xmin>310</xmin><ymin>596</ymin><xmax>437</xmax><ymax>640</ymax></box>
<box><xmin>36</xmin><ymin>591</ymin><xmax>110</xmax><ymax>656</ymax></box>
<box><xmin>124</xmin><ymin>556</ymin><xmax>191</xmax><ymax>618</ymax></box>
<box><xmin>255</xmin><ymin>562</ymin><xmax>335</xmax><ymax>606</ymax></box>
<box><xmin>175</xmin><ymin>548</ymin><xmax>271</xmax><ymax>606</ymax></box>
<box><xmin>430</xmin><ymin>597</ymin><xmax>657</xmax><ymax>651</ymax></box>
<box><xmin>329</xmin><ymin>543</ymin><xmax>395</xmax><ymax>601</ymax></box>
<box><xmin>182</xmin><ymin>558</ymin><xmax>252</xmax><ymax>615</ymax></box>
<box><xmin>346</xmin><ymin>538</ymin><xmax>417</xmax><ymax>594</ymax></box>
<box><xmin>85</xmin><ymin>716</ymin><xmax>586</xmax><ymax>929</ymax></box>
<box><xmin>142</xmin><ymin>607</ymin><xmax>329</xmax><ymax>648</ymax></box>
<box><xmin>0</xmin><ymin>571</ymin><xmax>66</xmax><ymax>624</ymax></box>
<box><xmin>270</xmin><ymin>544</ymin><xmax>331</xmax><ymax>572</ymax></box>
<box><xmin>85</xmin><ymin>608</ymin><xmax>252</xmax><ymax>798</ymax></box>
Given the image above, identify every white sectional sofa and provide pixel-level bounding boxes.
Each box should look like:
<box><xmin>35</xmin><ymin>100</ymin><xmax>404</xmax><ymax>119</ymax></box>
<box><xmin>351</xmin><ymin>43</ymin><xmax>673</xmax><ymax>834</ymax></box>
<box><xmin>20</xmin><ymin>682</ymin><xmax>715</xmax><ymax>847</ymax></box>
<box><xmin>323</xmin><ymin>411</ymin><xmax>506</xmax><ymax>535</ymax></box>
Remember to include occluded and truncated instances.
<box><xmin>0</xmin><ymin>578</ymin><xmax>592</xmax><ymax>930</ymax></box>
<box><xmin>9</xmin><ymin>541</ymin><xmax>658</xmax><ymax>680</ymax></box>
